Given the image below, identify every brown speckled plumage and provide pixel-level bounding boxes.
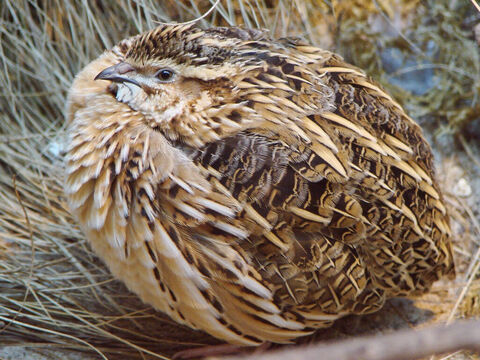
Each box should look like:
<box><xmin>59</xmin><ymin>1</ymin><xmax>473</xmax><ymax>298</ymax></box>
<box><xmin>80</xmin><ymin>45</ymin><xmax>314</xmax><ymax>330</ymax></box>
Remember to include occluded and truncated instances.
<box><xmin>64</xmin><ymin>24</ymin><xmax>455</xmax><ymax>345</ymax></box>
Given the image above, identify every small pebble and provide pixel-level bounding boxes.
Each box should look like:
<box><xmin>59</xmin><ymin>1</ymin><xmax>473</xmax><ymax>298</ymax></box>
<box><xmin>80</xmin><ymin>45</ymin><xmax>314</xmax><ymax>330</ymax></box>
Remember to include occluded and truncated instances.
<box><xmin>453</xmin><ymin>178</ymin><xmax>472</xmax><ymax>197</ymax></box>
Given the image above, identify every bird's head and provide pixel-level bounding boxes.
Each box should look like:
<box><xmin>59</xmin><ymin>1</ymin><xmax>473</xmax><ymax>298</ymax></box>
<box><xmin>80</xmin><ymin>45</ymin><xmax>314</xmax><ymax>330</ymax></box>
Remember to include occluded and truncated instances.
<box><xmin>94</xmin><ymin>24</ymin><xmax>272</xmax><ymax>145</ymax></box>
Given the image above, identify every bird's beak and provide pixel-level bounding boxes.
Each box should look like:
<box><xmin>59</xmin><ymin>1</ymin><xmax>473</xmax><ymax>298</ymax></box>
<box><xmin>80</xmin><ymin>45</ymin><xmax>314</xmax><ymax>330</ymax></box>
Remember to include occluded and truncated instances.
<box><xmin>95</xmin><ymin>62</ymin><xmax>140</xmax><ymax>86</ymax></box>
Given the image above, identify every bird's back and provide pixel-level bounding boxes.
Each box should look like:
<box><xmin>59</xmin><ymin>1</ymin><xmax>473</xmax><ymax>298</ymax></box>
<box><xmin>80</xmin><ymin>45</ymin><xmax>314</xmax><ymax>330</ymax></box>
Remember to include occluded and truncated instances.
<box><xmin>186</xmin><ymin>36</ymin><xmax>455</xmax><ymax>332</ymax></box>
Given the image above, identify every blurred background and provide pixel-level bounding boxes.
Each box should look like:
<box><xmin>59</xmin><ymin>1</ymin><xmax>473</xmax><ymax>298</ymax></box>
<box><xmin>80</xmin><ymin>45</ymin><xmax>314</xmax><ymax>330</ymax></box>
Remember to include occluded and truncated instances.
<box><xmin>0</xmin><ymin>1</ymin><xmax>479</xmax><ymax>359</ymax></box>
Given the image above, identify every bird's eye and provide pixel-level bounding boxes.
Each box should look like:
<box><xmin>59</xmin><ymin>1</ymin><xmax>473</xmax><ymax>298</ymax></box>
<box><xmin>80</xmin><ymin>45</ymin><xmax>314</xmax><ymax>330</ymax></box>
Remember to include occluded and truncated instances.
<box><xmin>155</xmin><ymin>68</ymin><xmax>175</xmax><ymax>82</ymax></box>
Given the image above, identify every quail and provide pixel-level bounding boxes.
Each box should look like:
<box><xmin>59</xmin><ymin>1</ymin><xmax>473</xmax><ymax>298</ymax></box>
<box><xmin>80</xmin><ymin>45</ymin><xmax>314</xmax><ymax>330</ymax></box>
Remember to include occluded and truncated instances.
<box><xmin>65</xmin><ymin>24</ymin><xmax>455</xmax><ymax>345</ymax></box>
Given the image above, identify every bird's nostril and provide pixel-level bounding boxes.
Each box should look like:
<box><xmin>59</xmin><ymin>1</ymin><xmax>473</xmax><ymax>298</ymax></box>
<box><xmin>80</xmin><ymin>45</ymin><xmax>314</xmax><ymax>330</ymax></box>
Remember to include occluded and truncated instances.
<box><xmin>116</xmin><ymin>62</ymin><xmax>135</xmax><ymax>75</ymax></box>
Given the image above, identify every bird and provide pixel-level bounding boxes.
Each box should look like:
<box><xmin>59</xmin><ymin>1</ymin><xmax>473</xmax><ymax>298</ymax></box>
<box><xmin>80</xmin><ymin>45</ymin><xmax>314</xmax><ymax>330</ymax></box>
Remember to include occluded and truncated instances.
<box><xmin>64</xmin><ymin>24</ymin><xmax>455</xmax><ymax>346</ymax></box>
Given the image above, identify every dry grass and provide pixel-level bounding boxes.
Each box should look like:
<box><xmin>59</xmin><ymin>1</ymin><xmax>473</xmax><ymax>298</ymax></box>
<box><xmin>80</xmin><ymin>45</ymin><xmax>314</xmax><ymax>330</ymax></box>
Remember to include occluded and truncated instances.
<box><xmin>0</xmin><ymin>1</ymin><xmax>479</xmax><ymax>359</ymax></box>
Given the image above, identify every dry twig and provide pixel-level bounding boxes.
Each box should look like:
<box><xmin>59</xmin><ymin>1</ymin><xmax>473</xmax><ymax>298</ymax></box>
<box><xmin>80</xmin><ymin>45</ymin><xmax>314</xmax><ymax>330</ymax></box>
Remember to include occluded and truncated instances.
<box><xmin>216</xmin><ymin>320</ymin><xmax>480</xmax><ymax>360</ymax></box>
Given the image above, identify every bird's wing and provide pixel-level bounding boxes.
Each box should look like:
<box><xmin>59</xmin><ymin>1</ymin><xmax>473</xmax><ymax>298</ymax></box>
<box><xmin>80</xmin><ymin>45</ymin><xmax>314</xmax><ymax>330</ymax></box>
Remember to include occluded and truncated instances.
<box><xmin>152</xmin><ymin>52</ymin><xmax>454</xmax><ymax>329</ymax></box>
<box><xmin>128</xmin><ymin>128</ymin><xmax>313</xmax><ymax>343</ymax></box>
